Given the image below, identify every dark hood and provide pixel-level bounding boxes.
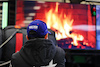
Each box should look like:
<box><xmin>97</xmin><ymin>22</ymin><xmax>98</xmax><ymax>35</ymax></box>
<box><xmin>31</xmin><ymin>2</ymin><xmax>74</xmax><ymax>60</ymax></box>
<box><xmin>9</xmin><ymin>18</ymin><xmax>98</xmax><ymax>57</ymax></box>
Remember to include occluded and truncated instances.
<box><xmin>19</xmin><ymin>38</ymin><xmax>56</xmax><ymax>66</ymax></box>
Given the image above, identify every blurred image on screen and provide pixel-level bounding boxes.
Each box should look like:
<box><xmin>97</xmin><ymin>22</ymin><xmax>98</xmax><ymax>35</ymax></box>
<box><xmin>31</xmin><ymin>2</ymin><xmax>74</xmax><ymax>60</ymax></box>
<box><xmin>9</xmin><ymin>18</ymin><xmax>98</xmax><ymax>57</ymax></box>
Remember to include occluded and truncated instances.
<box><xmin>16</xmin><ymin>1</ymin><xmax>96</xmax><ymax>50</ymax></box>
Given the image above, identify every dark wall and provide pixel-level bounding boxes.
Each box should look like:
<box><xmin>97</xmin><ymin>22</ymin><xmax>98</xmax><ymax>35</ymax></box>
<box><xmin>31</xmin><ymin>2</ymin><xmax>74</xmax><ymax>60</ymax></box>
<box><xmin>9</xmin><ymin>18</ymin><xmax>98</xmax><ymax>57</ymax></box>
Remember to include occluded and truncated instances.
<box><xmin>70</xmin><ymin>0</ymin><xmax>85</xmax><ymax>4</ymax></box>
<box><xmin>8</xmin><ymin>0</ymin><xmax>16</xmax><ymax>25</ymax></box>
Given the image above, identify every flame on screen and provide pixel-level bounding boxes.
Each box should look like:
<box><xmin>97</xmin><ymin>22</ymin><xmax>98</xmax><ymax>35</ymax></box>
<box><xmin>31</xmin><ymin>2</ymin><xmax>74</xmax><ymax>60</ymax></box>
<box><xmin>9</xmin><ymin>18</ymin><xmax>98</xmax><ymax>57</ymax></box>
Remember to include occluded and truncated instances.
<box><xmin>45</xmin><ymin>2</ymin><xmax>84</xmax><ymax>46</ymax></box>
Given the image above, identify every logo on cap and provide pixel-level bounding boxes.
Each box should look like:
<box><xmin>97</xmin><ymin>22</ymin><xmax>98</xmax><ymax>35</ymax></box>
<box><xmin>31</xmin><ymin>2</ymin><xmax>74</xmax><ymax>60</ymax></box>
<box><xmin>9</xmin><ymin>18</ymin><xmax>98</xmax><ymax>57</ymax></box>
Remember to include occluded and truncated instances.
<box><xmin>29</xmin><ymin>25</ymin><xmax>38</xmax><ymax>30</ymax></box>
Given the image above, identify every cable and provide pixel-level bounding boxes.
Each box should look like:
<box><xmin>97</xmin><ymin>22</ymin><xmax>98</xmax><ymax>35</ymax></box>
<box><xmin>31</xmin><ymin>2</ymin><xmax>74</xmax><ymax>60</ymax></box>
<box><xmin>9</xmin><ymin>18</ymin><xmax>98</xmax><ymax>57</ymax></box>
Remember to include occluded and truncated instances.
<box><xmin>0</xmin><ymin>60</ymin><xmax>11</xmax><ymax>66</ymax></box>
<box><xmin>0</xmin><ymin>29</ymin><xmax>19</xmax><ymax>48</ymax></box>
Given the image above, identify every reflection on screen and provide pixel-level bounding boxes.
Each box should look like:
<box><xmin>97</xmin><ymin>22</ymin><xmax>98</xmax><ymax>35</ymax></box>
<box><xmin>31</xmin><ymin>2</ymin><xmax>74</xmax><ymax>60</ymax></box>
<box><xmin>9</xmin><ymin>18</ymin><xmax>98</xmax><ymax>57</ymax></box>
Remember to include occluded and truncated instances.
<box><xmin>96</xmin><ymin>5</ymin><xmax>100</xmax><ymax>50</ymax></box>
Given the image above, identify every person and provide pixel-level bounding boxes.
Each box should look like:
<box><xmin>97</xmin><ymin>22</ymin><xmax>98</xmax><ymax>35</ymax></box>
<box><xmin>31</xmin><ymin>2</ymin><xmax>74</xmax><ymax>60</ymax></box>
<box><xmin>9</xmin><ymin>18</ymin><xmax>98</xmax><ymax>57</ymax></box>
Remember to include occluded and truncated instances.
<box><xmin>11</xmin><ymin>20</ymin><xmax>65</xmax><ymax>67</ymax></box>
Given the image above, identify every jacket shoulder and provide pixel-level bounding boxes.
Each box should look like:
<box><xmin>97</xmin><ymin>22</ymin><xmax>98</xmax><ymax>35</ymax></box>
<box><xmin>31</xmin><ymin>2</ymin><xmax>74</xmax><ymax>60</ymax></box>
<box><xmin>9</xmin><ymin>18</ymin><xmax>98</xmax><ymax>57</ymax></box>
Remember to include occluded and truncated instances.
<box><xmin>53</xmin><ymin>46</ymin><xmax>66</xmax><ymax>67</ymax></box>
<box><xmin>56</xmin><ymin>46</ymin><xmax>65</xmax><ymax>56</ymax></box>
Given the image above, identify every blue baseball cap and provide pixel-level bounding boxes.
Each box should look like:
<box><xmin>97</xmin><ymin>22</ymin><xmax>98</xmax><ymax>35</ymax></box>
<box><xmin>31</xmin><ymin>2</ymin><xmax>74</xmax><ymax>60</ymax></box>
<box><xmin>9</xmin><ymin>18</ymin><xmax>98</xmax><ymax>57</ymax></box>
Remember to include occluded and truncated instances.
<box><xmin>27</xmin><ymin>20</ymin><xmax>51</xmax><ymax>37</ymax></box>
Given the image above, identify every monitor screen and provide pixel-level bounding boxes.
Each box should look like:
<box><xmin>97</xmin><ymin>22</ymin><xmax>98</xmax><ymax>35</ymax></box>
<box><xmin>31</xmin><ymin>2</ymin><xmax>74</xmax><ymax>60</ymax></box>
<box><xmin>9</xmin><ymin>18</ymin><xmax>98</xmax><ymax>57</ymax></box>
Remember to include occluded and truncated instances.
<box><xmin>16</xmin><ymin>1</ymin><xmax>96</xmax><ymax>50</ymax></box>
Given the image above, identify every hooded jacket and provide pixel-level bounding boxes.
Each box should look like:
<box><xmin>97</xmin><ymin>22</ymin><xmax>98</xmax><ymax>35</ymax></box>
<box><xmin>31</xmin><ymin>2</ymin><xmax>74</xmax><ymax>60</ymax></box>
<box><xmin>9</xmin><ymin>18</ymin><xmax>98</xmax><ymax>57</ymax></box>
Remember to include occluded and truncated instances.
<box><xmin>11</xmin><ymin>38</ymin><xmax>65</xmax><ymax>67</ymax></box>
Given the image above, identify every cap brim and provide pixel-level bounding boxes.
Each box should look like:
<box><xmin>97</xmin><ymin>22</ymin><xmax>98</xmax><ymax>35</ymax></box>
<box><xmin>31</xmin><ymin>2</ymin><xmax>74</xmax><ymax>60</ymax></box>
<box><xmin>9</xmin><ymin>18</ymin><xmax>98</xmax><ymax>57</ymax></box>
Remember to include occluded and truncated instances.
<box><xmin>48</xmin><ymin>31</ymin><xmax>51</xmax><ymax>34</ymax></box>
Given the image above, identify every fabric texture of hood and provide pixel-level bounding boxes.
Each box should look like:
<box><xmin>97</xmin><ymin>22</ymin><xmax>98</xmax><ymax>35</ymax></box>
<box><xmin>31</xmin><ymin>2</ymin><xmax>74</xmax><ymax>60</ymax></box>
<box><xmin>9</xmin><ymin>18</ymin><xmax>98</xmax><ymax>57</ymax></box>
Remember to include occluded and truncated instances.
<box><xmin>19</xmin><ymin>38</ymin><xmax>56</xmax><ymax>66</ymax></box>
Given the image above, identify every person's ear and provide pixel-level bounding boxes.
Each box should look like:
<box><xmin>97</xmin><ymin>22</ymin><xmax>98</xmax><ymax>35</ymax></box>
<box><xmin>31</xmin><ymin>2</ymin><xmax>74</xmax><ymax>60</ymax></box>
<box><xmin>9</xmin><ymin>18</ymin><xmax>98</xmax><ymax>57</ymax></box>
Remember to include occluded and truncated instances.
<box><xmin>44</xmin><ymin>33</ymin><xmax>48</xmax><ymax>39</ymax></box>
<box><xmin>26</xmin><ymin>35</ymin><xmax>29</xmax><ymax>40</ymax></box>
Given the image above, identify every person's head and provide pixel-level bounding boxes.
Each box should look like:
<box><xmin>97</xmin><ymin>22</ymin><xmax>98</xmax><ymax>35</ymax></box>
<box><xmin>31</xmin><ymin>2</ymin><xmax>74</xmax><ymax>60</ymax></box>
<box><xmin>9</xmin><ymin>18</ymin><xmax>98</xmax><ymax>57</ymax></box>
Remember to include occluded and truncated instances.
<box><xmin>26</xmin><ymin>20</ymin><xmax>50</xmax><ymax>40</ymax></box>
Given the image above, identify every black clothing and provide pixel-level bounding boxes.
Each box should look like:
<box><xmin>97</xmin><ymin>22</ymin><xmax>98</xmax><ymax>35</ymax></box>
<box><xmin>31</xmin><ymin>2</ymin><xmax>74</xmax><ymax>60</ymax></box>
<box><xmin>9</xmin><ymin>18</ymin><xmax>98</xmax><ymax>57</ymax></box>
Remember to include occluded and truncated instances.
<box><xmin>11</xmin><ymin>38</ymin><xmax>65</xmax><ymax>67</ymax></box>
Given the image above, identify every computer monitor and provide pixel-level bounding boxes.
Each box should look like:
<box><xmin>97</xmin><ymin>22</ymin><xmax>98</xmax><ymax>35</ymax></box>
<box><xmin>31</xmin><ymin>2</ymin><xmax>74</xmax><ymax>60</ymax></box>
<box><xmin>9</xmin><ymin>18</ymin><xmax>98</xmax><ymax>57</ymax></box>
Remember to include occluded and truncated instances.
<box><xmin>16</xmin><ymin>1</ymin><xmax>96</xmax><ymax>50</ymax></box>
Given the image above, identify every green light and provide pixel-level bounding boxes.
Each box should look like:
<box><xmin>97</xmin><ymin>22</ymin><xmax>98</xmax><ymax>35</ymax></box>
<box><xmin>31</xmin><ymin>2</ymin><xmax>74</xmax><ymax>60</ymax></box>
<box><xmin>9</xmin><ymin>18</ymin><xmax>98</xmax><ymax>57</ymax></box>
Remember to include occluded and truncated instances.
<box><xmin>93</xmin><ymin>11</ymin><xmax>96</xmax><ymax>16</ymax></box>
<box><xmin>2</xmin><ymin>2</ymin><xmax>8</xmax><ymax>29</ymax></box>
